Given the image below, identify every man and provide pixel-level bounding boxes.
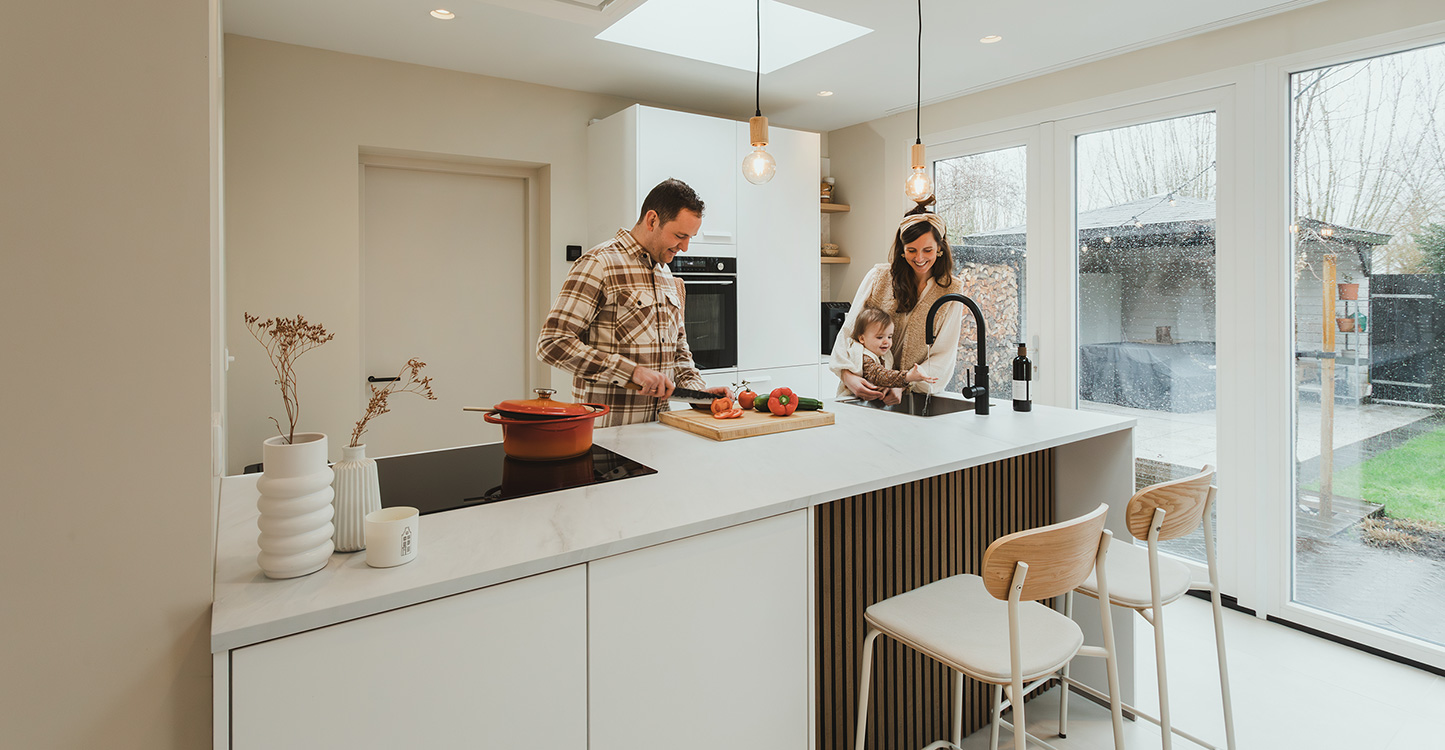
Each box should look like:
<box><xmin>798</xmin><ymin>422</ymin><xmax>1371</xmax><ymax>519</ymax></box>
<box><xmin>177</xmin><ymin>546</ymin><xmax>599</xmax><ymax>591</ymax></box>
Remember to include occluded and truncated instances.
<box><xmin>537</xmin><ymin>178</ymin><xmax>730</xmax><ymax>426</ymax></box>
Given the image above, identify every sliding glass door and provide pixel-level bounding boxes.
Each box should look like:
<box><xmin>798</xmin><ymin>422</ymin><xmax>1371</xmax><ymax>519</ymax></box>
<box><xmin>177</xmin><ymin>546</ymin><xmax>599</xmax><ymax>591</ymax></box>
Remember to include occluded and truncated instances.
<box><xmin>1073</xmin><ymin>110</ymin><xmax>1220</xmax><ymax>564</ymax></box>
<box><xmin>1288</xmin><ymin>41</ymin><xmax>1445</xmax><ymax>651</ymax></box>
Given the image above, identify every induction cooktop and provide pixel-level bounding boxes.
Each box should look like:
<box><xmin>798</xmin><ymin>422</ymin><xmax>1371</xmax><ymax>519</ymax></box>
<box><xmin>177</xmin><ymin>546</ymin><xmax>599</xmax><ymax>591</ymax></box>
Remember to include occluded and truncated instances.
<box><xmin>375</xmin><ymin>443</ymin><xmax>657</xmax><ymax>516</ymax></box>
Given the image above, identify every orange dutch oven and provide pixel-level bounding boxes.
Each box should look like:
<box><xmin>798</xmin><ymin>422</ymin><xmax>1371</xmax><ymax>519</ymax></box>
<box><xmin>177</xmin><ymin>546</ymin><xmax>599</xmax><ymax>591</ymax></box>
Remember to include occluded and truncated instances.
<box><xmin>481</xmin><ymin>388</ymin><xmax>610</xmax><ymax>461</ymax></box>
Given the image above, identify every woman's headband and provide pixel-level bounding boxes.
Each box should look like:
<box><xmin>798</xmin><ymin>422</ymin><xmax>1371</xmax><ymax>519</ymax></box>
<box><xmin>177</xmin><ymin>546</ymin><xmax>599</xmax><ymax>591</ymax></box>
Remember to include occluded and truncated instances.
<box><xmin>898</xmin><ymin>212</ymin><xmax>947</xmax><ymax>240</ymax></box>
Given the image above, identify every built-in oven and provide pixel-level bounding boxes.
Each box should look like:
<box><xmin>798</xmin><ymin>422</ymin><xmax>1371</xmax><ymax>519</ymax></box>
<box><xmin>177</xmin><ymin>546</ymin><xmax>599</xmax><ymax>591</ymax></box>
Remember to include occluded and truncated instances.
<box><xmin>668</xmin><ymin>255</ymin><xmax>737</xmax><ymax>371</ymax></box>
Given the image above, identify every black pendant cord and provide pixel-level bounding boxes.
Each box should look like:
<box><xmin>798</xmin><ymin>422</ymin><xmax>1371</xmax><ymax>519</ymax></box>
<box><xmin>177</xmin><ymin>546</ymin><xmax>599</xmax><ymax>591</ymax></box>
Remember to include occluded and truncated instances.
<box><xmin>915</xmin><ymin>0</ymin><xmax>922</xmax><ymax>145</ymax></box>
<box><xmin>755</xmin><ymin>0</ymin><xmax>762</xmax><ymax>118</ymax></box>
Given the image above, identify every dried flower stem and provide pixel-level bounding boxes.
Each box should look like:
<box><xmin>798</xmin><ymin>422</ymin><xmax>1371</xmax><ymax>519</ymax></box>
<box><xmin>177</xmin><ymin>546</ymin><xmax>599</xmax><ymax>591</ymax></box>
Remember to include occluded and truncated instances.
<box><xmin>244</xmin><ymin>313</ymin><xmax>335</xmax><ymax>444</ymax></box>
<box><xmin>350</xmin><ymin>358</ymin><xmax>438</xmax><ymax>448</ymax></box>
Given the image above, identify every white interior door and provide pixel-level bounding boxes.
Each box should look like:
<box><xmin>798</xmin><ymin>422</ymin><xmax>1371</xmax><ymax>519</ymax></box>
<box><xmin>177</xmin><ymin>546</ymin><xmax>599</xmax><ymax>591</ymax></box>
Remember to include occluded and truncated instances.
<box><xmin>361</xmin><ymin>165</ymin><xmax>527</xmax><ymax>457</ymax></box>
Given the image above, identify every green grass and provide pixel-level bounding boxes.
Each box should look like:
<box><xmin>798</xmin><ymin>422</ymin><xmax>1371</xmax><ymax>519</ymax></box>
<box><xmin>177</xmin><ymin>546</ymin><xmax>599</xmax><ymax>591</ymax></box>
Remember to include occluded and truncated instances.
<box><xmin>1315</xmin><ymin>426</ymin><xmax>1445</xmax><ymax>523</ymax></box>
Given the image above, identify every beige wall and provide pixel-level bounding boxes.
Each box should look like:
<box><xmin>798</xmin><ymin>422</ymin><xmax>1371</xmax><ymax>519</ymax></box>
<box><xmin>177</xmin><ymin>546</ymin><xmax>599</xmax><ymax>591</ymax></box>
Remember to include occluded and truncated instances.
<box><xmin>224</xmin><ymin>36</ymin><xmax>633</xmax><ymax>472</ymax></box>
<box><xmin>0</xmin><ymin>1</ymin><xmax>214</xmax><ymax>748</ymax></box>
<box><xmin>826</xmin><ymin>0</ymin><xmax>1445</xmax><ymax>302</ymax></box>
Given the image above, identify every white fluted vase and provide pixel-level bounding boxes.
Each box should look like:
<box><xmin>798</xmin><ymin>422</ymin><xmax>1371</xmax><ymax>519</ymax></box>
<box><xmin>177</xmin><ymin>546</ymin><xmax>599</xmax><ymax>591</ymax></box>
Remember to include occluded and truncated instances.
<box><xmin>331</xmin><ymin>444</ymin><xmax>381</xmax><ymax>552</ymax></box>
<box><xmin>255</xmin><ymin>432</ymin><xmax>335</xmax><ymax>579</ymax></box>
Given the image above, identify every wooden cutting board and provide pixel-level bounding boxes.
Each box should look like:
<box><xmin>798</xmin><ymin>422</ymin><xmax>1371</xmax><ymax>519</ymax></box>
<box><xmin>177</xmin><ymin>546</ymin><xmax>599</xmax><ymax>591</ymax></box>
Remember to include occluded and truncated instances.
<box><xmin>658</xmin><ymin>406</ymin><xmax>835</xmax><ymax>441</ymax></box>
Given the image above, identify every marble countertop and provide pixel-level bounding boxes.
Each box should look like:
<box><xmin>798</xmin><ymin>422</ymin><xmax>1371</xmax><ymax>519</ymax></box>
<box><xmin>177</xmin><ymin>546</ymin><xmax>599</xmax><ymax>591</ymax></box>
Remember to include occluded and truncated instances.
<box><xmin>212</xmin><ymin>400</ymin><xmax>1133</xmax><ymax>652</ymax></box>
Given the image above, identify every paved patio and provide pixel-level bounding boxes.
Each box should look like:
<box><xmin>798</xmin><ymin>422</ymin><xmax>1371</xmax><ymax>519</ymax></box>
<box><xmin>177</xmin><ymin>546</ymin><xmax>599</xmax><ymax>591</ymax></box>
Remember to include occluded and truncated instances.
<box><xmin>1079</xmin><ymin>397</ymin><xmax>1445</xmax><ymax>647</ymax></box>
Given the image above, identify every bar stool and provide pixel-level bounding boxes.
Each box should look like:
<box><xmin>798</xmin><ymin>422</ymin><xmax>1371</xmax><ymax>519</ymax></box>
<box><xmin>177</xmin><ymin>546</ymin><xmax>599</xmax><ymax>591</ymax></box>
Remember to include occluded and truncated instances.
<box><xmin>1062</xmin><ymin>465</ymin><xmax>1236</xmax><ymax>750</ymax></box>
<box><xmin>854</xmin><ymin>504</ymin><xmax>1126</xmax><ymax>750</ymax></box>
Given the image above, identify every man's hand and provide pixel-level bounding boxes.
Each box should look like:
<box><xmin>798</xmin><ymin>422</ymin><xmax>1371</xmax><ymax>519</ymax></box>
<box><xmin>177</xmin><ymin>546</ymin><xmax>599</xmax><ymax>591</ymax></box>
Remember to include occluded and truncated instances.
<box><xmin>840</xmin><ymin>370</ymin><xmax>884</xmax><ymax>401</ymax></box>
<box><xmin>883</xmin><ymin>387</ymin><xmax>904</xmax><ymax>405</ymax></box>
<box><xmin>630</xmin><ymin>366</ymin><xmax>675</xmax><ymax>399</ymax></box>
<box><xmin>689</xmin><ymin>385</ymin><xmax>734</xmax><ymax>411</ymax></box>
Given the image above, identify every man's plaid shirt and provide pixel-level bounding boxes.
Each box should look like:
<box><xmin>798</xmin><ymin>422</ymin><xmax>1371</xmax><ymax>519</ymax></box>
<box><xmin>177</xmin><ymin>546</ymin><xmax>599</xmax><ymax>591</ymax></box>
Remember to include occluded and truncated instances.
<box><xmin>536</xmin><ymin>229</ymin><xmax>708</xmax><ymax>426</ymax></box>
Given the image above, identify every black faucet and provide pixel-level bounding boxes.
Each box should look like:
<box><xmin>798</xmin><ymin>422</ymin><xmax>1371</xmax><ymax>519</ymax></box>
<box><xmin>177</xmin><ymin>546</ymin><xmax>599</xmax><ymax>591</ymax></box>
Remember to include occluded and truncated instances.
<box><xmin>924</xmin><ymin>293</ymin><xmax>989</xmax><ymax>415</ymax></box>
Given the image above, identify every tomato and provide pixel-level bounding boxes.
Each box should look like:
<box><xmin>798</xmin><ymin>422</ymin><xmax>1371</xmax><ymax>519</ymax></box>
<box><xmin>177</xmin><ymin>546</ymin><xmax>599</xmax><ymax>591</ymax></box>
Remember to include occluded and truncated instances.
<box><xmin>723</xmin><ymin>408</ymin><xmax>745</xmax><ymax>419</ymax></box>
<box><xmin>710</xmin><ymin>397</ymin><xmax>734</xmax><ymax>416</ymax></box>
<box><xmin>738</xmin><ymin>389</ymin><xmax>757</xmax><ymax>409</ymax></box>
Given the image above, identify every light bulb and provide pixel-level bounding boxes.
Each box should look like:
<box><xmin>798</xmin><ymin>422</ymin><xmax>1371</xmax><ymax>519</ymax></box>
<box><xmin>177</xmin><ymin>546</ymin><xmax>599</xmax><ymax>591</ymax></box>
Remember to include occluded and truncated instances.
<box><xmin>742</xmin><ymin>148</ymin><xmax>776</xmax><ymax>185</ymax></box>
<box><xmin>905</xmin><ymin>167</ymin><xmax>933</xmax><ymax>203</ymax></box>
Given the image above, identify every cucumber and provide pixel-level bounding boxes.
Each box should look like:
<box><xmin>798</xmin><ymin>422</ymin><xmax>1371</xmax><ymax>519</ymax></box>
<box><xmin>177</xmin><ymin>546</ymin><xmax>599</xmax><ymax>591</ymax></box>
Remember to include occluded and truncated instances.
<box><xmin>755</xmin><ymin>393</ymin><xmax>773</xmax><ymax>412</ymax></box>
<box><xmin>796</xmin><ymin>397</ymin><xmax>824</xmax><ymax>411</ymax></box>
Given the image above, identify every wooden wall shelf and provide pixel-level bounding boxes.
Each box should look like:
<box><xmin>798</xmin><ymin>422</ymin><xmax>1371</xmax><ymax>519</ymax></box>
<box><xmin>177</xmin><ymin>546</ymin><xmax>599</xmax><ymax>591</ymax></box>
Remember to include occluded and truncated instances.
<box><xmin>820</xmin><ymin>256</ymin><xmax>850</xmax><ymax>264</ymax></box>
<box><xmin>821</xmin><ymin>202</ymin><xmax>850</xmax><ymax>213</ymax></box>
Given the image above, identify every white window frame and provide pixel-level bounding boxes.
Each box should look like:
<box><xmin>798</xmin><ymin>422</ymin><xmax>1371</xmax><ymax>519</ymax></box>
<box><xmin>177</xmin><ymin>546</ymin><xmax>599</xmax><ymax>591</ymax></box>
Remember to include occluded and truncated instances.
<box><xmin>917</xmin><ymin>15</ymin><xmax>1445</xmax><ymax>670</ymax></box>
<box><xmin>928</xmin><ymin>128</ymin><xmax>1045</xmax><ymax>394</ymax></box>
<box><xmin>1256</xmin><ymin>22</ymin><xmax>1445</xmax><ymax>670</ymax></box>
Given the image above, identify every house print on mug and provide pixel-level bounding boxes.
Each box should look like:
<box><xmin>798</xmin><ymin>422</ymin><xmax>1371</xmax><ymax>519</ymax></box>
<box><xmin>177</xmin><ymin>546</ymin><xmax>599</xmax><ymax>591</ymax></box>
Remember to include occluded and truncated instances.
<box><xmin>401</xmin><ymin>526</ymin><xmax>413</xmax><ymax>557</ymax></box>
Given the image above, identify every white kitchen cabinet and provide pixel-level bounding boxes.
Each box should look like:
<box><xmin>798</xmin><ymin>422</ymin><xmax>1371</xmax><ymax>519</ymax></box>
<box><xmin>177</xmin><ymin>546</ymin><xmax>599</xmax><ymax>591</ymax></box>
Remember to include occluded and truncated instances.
<box><xmin>737</xmin><ymin>363</ymin><xmax>825</xmax><ymax>401</ymax></box>
<box><xmin>588</xmin><ymin>511</ymin><xmax>810</xmax><ymax>750</ymax></box>
<box><xmin>736</xmin><ymin>121</ymin><xmax>821</xmax><ymax>371</ymax></box>
<box><xmin>588</xmin><ymin>105</ymin><xmax>737</xmax><ymax>252</ymax></box>
<box><xmin>229</xmin><ymin>566</ymin><xmax>587</xmax><ymax>749</ymax></box>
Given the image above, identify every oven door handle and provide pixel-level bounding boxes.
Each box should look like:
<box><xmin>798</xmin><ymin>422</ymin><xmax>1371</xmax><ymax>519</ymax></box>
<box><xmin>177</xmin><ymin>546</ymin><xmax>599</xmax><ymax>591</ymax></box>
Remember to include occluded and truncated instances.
<box><xmin>679</xmin><ymin>279</ymin><xmax>735</xmax><ymax>286</ymax></box>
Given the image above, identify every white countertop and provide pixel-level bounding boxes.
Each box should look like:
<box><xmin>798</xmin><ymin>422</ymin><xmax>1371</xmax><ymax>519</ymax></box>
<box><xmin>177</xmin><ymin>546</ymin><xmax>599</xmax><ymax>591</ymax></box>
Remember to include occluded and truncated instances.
<box><xmin>212</xmin><ymin>400</ymin><xmax>1133</xmax><ymax>652</ymax></box>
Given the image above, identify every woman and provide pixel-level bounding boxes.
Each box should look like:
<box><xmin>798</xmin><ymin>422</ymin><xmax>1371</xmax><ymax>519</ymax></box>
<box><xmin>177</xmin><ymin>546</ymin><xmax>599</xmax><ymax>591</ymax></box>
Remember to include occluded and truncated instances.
<box><xmin>830</xmin><ymin>206</ymin><xmax>964</xmax><ymax>403</ymax></box>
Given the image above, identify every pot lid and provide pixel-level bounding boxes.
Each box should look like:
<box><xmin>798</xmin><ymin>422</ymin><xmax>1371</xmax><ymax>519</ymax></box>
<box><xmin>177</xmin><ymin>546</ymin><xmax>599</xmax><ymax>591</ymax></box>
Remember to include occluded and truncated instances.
<box><xmin>493</xmin><ymin>388</ymin><xmax>595</xmax><ymax>417</ymax></box>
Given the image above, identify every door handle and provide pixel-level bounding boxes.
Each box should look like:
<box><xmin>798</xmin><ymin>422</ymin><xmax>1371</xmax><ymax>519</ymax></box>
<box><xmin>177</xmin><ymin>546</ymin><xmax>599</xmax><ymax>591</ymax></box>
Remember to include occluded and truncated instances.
<box><xmin>681</xmin><ymin>280</ymin><xmax>735</xmax><ymax>286</ymax></box>
<box><xmin>368</xmin><ymin>376</ymin><xmax>401</xmax><ymax>383</ymax></box>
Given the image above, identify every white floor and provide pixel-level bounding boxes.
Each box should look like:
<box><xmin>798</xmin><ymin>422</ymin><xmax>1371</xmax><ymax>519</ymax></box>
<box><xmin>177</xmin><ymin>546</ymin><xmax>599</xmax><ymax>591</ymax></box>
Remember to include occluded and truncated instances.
<box><xmin>952</xmin><ymin>595</ymin><xmax>1445</xmax><ymax>750</ymax></box>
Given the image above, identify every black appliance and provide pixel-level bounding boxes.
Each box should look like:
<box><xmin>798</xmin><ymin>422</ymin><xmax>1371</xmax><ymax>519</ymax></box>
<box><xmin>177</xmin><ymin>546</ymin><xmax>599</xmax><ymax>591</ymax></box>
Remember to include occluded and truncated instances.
<box><xmin>668</xmin><ymin>255</ymin><xmax>737</xmax><ymax>370</ymax></box>
<box><xmin>822</xmin><ymin>301</ymin><xmax>851</xmax><ymax>355</ymax></box>
<box><xmin>375</xmin><ymin>444</ymin><xmax>657</xmax><ymax>516</ymax></box>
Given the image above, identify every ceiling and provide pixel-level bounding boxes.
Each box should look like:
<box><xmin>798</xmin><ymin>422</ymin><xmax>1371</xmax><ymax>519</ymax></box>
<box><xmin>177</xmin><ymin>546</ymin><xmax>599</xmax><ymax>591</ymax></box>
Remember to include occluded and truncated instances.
<box><xmin>224</xmin><ymin>0</ymin><xmax>1321</xmax><ymax>133</ymax></box>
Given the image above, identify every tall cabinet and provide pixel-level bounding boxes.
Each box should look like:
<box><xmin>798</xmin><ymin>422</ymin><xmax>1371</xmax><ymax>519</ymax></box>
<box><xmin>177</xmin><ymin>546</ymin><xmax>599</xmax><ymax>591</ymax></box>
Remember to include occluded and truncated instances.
<box><xmin>587</xmin><ymin>105</ymin><xmax>821</xmax><ymax>394</ymax></box>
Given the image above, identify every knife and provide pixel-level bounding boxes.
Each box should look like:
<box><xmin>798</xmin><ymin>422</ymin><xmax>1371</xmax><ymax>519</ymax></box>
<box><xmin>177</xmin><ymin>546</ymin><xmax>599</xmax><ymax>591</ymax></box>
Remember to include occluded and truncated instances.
<box><xmin>619</xmin><ymin>380</ymin><xmax>720</xmax><ymax>405</ymax></box>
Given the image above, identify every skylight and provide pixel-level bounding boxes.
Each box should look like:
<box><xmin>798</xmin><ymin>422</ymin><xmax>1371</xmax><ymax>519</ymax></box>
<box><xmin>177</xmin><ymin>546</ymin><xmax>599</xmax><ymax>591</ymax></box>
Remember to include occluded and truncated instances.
<box><xmin>596</xmin><ymin>0</ymin><xmax>871</xmax><ymax>73</ymax></box>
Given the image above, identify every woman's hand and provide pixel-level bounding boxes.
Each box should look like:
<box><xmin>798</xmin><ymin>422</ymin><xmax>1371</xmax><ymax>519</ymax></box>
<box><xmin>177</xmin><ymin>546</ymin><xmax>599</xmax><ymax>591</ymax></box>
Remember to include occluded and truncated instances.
<box><xmin>883</xmin><ymin>387</ymin><xmax>904</xmax><ymax>405</ymax></box>
<box><xmin>839</xmin><ymin>370</ymin><xmax>884</xmax><ymax>401</ymax></box>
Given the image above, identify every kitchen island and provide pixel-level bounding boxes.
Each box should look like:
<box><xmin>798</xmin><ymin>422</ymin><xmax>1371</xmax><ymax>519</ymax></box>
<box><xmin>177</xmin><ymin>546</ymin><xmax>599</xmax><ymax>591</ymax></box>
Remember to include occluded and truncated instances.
<box><xmin>212</xmin><ymin>400</ymin><xmax>1134</xmax><ymax>749</ymax></box>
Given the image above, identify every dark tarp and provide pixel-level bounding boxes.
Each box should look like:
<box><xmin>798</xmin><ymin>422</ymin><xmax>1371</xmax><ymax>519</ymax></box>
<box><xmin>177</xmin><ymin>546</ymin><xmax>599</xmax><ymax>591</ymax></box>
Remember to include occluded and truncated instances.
<box><xmin>1079</xmin><ymin>341</ymin><xmax>1216</xmax><ymax>412</ymax></box>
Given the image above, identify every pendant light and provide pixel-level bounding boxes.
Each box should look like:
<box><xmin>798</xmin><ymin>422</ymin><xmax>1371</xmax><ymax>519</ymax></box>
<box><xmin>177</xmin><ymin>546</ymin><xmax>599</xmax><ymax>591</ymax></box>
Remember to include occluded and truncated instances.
<box><xmin>742</xmin><ymin>0</ymin><xmax>776</xmax><ymax>185</ymax></box>
<box><xmin>903</xmin><ymin>0</ymin><xmax>933</xmax><ymax>203</ymax></box>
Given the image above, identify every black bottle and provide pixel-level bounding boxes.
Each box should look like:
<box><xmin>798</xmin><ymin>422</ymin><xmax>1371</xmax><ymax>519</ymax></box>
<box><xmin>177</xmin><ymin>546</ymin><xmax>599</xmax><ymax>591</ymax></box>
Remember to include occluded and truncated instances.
<box><xmin>1012</xmin><ymin>343</ymin><xmax>1032</xmax><ymax>412</ymax></box>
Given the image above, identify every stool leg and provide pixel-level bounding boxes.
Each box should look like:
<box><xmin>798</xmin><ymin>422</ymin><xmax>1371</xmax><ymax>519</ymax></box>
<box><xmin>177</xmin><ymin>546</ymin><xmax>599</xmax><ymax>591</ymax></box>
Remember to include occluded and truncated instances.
<box><xmin>989</xmin><ymin>684</ymin><xmax>1003</xmax><ymax>750</ymax></box>
<box><xmin>1009</xmin><ymin>681</ymin><xmax>1026</xmax><ymax>750</ymax></box>
<box><xmin>1203</xmin><ymin>489</ymin><xmax>1237</xmax><ymax>750</ymax></box>
<box><xmin>1059</xmin><ymin>592</ymin><xmax>1073</xmax><ymax>738</ymax></box>
<box><xmin>854</xmin><ymin>629</ymin><xmax>881</xmax><ymax>750</ymax></box>
<box><xmin>952</xmin><ymin>669</ymin><xmax>965</xmax><ymax>748</ymax></box>
<box><xmin>1152</xmin><ymin>597</ymin><xmax>1173</xmax><ymax>750</ymax></box>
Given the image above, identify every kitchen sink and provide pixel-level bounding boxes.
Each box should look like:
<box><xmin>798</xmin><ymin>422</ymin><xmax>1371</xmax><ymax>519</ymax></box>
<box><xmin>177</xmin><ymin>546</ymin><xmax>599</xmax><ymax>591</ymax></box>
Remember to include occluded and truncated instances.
<box><xmin>837</xmin><ymin>392</ymin><xmax>980</xmax><ymax>417</ymax></box>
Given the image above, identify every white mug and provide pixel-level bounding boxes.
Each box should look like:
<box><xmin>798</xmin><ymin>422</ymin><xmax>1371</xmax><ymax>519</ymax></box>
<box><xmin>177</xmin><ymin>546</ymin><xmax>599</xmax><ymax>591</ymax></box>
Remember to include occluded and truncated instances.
<box><xmin>364</xmin><ymin>507</ymin><xmax>419</xmax><ymax>568</ymax></box>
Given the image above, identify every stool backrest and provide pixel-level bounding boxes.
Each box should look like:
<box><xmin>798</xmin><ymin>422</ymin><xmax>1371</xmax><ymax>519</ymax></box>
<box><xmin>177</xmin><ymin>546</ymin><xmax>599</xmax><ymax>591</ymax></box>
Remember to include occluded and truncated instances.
<box><xmin>981</xmin><ymin>504</ymin><xmax>1109</xmax><ymax>601</ymax></box>
<box><xmin>1126</xmin><ymin>465</ymin><xmax>1215</xmax><ymax>542</ymax></box>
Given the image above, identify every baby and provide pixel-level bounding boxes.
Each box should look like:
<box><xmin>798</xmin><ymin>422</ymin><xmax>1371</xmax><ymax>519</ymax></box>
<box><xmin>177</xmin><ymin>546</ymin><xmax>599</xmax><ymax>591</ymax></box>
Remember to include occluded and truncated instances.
<box><xmin>847</xmin><ymin>307</ymin><xmax>937</xmax><ymax>390</ymax></box>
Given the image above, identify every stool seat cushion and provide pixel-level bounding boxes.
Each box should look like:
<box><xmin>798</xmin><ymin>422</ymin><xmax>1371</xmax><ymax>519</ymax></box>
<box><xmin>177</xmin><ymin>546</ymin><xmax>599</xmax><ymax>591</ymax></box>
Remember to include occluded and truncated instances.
<box><xmin>863</xmin><ymin>574</ymin><xmax>1084</xmax><ymax>684</ymax></box>
<box><xmin>1077</xmin><ymin>538</ymin><xmax>1192</xmax><ymax>609</ymax></box>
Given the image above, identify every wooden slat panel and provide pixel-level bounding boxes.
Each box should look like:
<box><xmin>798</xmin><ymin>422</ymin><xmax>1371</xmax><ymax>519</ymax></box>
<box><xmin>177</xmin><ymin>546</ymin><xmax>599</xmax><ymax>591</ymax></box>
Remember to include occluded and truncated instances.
<box><xmin>815</xmin><ymin>450</ymin><xmax>1053</xmax><ymax>750</ymax></box>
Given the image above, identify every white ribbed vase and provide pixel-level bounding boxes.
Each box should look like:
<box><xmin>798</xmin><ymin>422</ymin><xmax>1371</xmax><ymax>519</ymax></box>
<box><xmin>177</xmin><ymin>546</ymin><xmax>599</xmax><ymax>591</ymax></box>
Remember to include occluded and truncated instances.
<box><xmin>255</xmin><ymin>432</ymin><xmax>335</xmax><ymax>579</ymax></box>
<box><xmin>331</xmin><ymin>444</ymin><xmax>381</xmax><ymax>552</ymax></box>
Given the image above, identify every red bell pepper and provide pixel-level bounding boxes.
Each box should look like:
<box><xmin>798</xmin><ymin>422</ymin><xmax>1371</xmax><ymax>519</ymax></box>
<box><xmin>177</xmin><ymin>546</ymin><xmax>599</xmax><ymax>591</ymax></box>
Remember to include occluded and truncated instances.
<box><xmin>768</xmin><ymin>387</ymin><xmax>798</xmax><ymax>416</ymax></box>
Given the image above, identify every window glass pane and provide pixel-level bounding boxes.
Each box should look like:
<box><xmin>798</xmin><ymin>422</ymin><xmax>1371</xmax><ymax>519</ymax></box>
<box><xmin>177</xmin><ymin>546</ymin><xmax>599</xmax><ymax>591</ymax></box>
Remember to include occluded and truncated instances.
<box><xmin>936</xmin><ymin>145</ymin><xmax>1027</xmax><ymax>398</ymax></box>
<box><xmin>1076</xmin><ymin>112</ymin><xmax>1218</xmax><ymax>563</ymax></box>
<box><xmin>1290</xmin><ymin>42</ymin><xmax>1445</xmax><ymax>647</ymax></box>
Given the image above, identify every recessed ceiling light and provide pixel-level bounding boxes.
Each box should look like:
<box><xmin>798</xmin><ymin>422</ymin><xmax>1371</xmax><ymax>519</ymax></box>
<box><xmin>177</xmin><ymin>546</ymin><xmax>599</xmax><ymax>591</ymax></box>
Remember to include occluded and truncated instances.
<box><xmin>980</xmin><ymin>35</ymin><xmax>1002</xmax><ymax>44</ymax></box>
<box><xmin>817</xmin><ymin>90</ymin><xmax>834</xmax><ymax>97</ymax></box>
<box><xmin>430</xmin><ymin>9</ymin><xmax>455</xmax><ymax>20</ymax></box>
<box><xmin>597</xmin><ymin>0</ymin><xmax>871</xmax><ymax>73</ymax></box>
